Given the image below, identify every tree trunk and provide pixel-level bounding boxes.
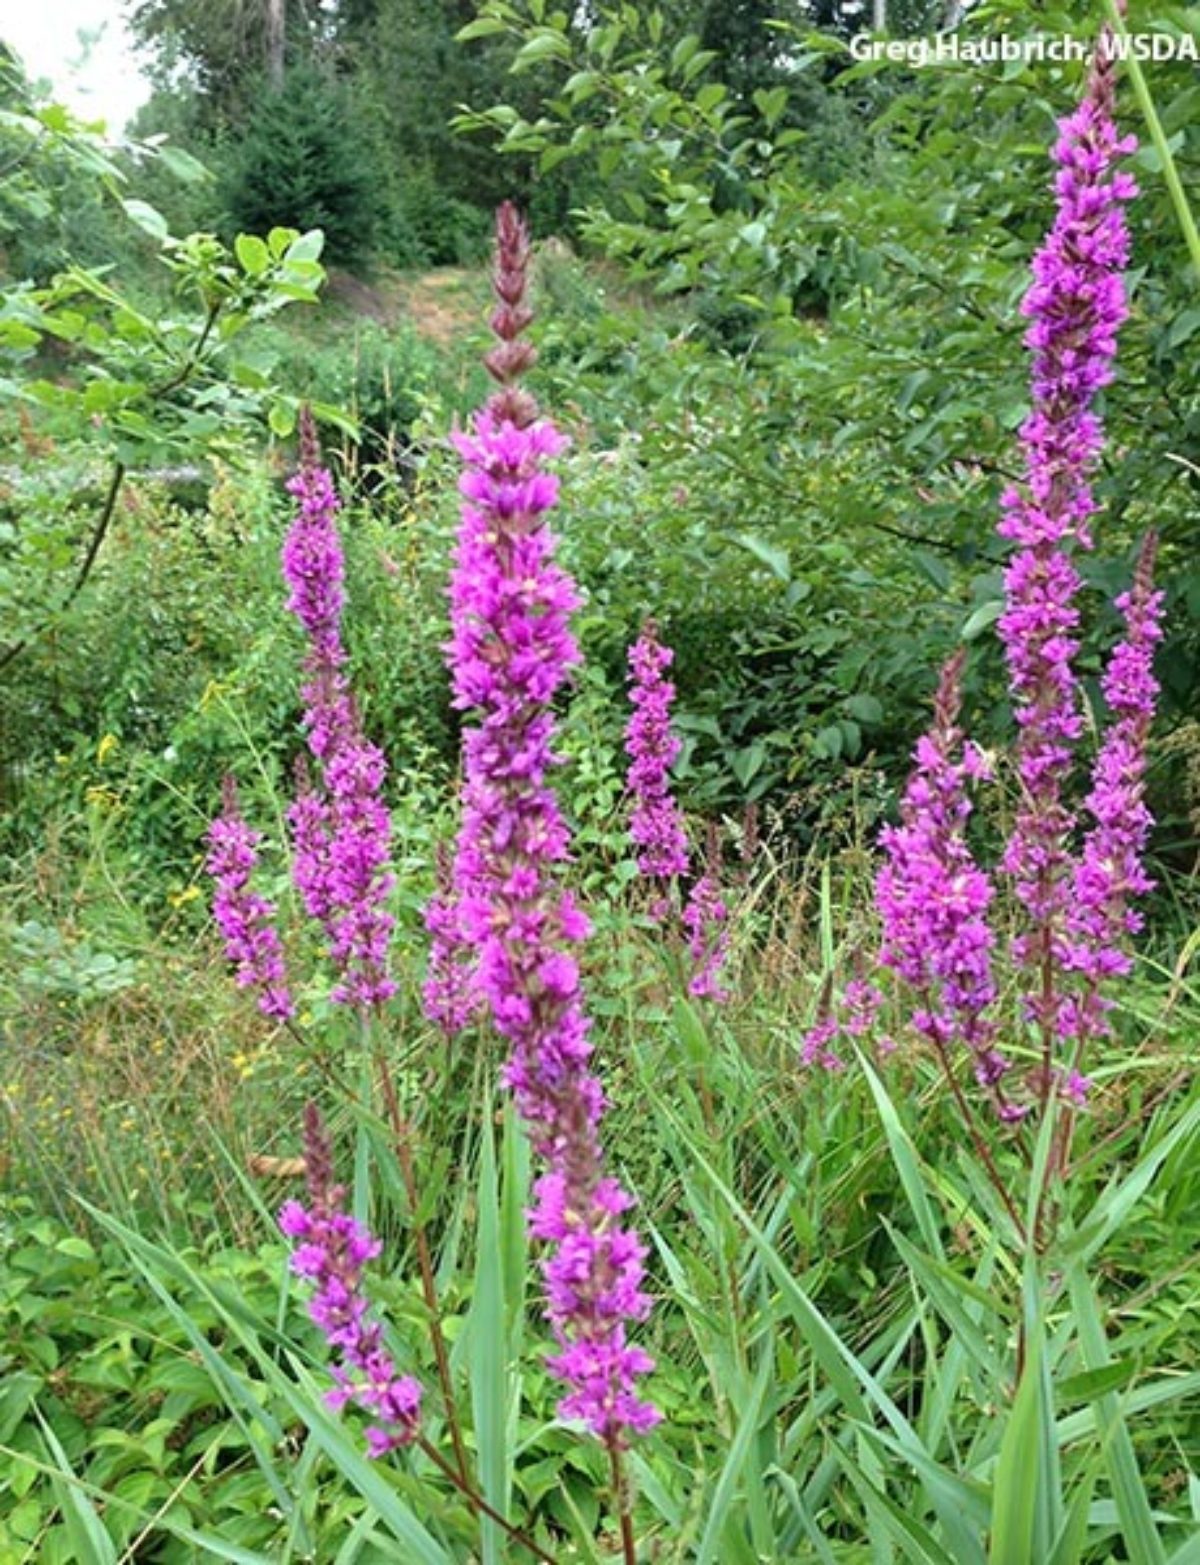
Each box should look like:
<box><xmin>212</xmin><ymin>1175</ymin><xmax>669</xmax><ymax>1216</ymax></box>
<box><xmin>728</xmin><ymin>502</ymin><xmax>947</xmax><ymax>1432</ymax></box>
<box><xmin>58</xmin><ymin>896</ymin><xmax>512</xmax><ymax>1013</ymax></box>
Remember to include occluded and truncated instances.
<box><xmin>265</xmin><ymin>0</ymin><xmax>286</xmax><ymax>88</ymax></box>
<box><xmin>872</xmin><ymin>0</ymin><xmax>887</xmax><ymax>31</ymax></box>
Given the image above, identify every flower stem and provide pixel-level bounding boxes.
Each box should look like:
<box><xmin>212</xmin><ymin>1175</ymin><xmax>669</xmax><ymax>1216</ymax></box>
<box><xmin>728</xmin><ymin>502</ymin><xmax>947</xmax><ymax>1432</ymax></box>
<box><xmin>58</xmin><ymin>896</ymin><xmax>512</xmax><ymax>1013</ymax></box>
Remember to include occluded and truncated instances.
<box><xmin>417</xmin><ymin>1436</ymin><xmax>560</xmax><ymax>1564</ymax></box>
<box><xmin>607</xmin><ymin>1436</ymin><xmax>638</xmax><ymax>1565</ymax></box>
<box><xmin>927</xmin><ymin>1023</ymin><xmax>1025</xmax><ymax>1243</ymax></box>
<box><xmin>374</xmin><ymin>1042</ymin><xmax>471</xmax><ymax>1488</ymax></box>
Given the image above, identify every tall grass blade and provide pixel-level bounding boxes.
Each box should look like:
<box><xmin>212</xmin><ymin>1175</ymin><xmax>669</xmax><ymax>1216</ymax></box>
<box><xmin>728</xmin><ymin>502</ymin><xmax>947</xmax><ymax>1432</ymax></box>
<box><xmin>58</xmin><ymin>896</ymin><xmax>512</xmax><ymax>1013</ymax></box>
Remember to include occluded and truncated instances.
<box><xmin>695</xmin><ymin>1339</ymin><xmax>775</xmax><ymax>1565</ymax></box>
<box><xmin>35</xmin><ymin>1410</ymin><xmax>119</xmax><ymax>1565</ymax></box>
<box><xmin>1067</xmin><ymin>1262</ymin><xmax>1167</xmax><ymax>1565</ymax></box>
<box><xmin>469</xmin><ymin>1099</ymin><xmax>509</xmax><ymax>1565</ymax></box>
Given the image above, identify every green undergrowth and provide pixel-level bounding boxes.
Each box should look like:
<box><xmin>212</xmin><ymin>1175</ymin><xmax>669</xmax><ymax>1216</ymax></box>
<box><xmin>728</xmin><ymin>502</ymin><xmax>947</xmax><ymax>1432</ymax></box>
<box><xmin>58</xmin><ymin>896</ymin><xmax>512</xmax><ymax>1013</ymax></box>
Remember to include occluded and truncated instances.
<box><xmin>1</xmin><ymin>864</ymin><xmax>1197</xmax><ymax>1560</ymax></box>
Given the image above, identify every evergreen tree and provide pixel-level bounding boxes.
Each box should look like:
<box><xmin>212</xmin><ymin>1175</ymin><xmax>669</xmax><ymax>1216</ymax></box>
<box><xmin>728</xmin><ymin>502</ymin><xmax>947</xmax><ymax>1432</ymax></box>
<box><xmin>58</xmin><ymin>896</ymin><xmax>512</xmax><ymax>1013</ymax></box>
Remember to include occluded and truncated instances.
<box><xmin>223</xmin><ymin>66</ymin><xmax>380</xmax><ymax>267</ymax></box>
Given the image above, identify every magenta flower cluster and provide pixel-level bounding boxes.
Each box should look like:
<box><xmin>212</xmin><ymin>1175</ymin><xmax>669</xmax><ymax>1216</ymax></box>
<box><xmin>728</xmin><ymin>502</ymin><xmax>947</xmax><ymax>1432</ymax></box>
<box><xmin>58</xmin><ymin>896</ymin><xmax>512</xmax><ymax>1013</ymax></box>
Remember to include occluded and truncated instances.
<box><xmin>206</xmin><ymin>413</ymin><xmax>395</xmax><ymax>1016</ymax></box>
<box><xmin>441</xmin><ymin>203</ymin><xmax>658</xmax><ymax>1443</ymax></box>
<box><xmin>281</xmin><ymin>412</ymin><xmax>396</xmax><ymax>1011</ymax></box>
<box><xmin>625</xmin><ymin>623</ymin><xmax>690</xmax><ymax>884</ymax></box>
<box><xmin>623</xmin><ymin>622</ymin><xmax>732</xmax><ymax>1001</ymax></box>
<box><xmin>279</xmin><ymin>1103</ymin><xmax>422</xmax><ymax>1456</ymax></box>
<box><xmin>996</xmin><ymin>46</ymin><xmax>1138</xmax><ymax>1040</ymax></box>
<box><xmin>682</xmin><ymin>871</ymin><xmax>731</xmax><ymax>1003</ymax></box>
<box><xmin>806</xmin><ymin>36</ymin><xmax>1159</xmax><ymax>1121</ymax></box>
<box><xmin>421</xmin><ymin>845</ymin><xmax>481</xmax><ymax>1037</ymax></box>
<box><xmin>874</xmin><ymin>655</ymin><xmax>1023</xmax><ymax>1118</ymax></box>
<box><xmin>1062</xmin><ymin>533</ymin><xmax>1163</xmax><ymax>1043</ymax></box>
<box><xmin>800</xmin><ymin>978</ymin><xmax>888</xmax><ymax>1072</ymax></box>
<box><xmin>206</xmin><ymin>777</ymin><xmax>293</xmax><ymax>1019</ymax></box>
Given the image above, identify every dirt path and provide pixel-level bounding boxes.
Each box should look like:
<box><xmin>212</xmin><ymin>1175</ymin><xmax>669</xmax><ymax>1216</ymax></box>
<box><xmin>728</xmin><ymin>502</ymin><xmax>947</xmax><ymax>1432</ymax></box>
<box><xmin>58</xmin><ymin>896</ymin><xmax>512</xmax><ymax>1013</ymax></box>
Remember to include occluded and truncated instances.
<box><xmin>326</xmin><ymin>267</ymin><xmax>489</xmax><ymax>347</ymax></box>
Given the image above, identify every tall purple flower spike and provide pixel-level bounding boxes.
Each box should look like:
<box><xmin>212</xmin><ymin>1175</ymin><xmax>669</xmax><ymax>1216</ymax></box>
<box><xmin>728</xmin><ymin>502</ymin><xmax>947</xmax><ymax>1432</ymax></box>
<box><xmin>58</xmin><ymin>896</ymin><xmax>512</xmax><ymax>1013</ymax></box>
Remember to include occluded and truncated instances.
<box><xmin>683</xmin><ymin>868</ymin><xmax>731</xmax><ymax>1003</ymax></box>
<box><xmin>207</xmin><ymin>776</ymin><xmax>293</xmax><ymax>1019</ymax></box>
<box><xmin>625</xmin><ymin>621</ymin><xmax>691</xmax><ymax>892</ymax></box>
<box><xmin>996</xmin><ymin>34</ymin><xmax>1138</xmax><ymax>1068</ymax></box>
<box><xmin>443</xmin><ymin>202</ymin><xmax>659</xmax><ymax>1444</ymax></box>
<box><xmin>1060</xmin><ymin>532</ymin><xmax>1163</xmax><ymax>1066</ymax></box>
<box><xmin>860</xmin><ymin>28</ymin><xmax>1158</xmax><ymax>1116</ymax></box>
<box><xmin>875</xmin><ymin>655</ymin><xmax>1024</xmax><ymax>1120</ymax></box>
<box><xmin>279</xmin><ymin>1103</ymin><xmax>422</xmax><ymax>1456</ymax></box>
<box><xmin>422</xmin><ymin>843</ymin><xmax>482</xmax><ymax>1037</ymax></box>
<box><xmin>282</xmin><ymin>411</ymin><xmax>396</xmax><ymax>1011</ymax></box>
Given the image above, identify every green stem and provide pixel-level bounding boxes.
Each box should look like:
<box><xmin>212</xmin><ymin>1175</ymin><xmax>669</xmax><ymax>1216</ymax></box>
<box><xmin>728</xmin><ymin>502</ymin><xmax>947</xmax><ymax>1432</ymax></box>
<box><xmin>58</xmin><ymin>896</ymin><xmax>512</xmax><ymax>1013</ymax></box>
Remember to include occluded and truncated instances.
<box><xmin>373</xmin><ymin>1043</ymin><xmax>472</xmax><ymax>1489</ymax></box>
<box><xmin>1104</xmin><ymin>0</ymin><xmax>1200</xmax><ymax>283</ymax></box>
<box><xmin>417</xmin><ymin>1436</ymin><xmax>560</xmax><ymax>1564</ymax></box>
<box><xmin>607</xmin><ymin>1437</ymin><xmax>638</xmax><ymax>1565</ymax></box>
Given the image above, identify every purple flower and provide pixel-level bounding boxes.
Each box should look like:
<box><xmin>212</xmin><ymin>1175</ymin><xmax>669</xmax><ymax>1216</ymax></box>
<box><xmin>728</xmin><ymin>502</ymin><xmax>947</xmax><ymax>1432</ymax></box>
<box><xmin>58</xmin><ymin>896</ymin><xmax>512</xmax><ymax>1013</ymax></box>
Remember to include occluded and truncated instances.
<box><xmin>683</xmin><ymin>869</ymin><xmax>731</xmax><ymax>1003</ymax></box>
<box><xmin>996</xmin><ymin>43</ymin><xmax>1137</xmax><ymax>1046</ymax></box>
<box><xmin>800</xmin><ymin>978</ymin><xmax>891</xmax><ymax>1071</ymax></box>
<box><xmin>421</xmin><ymin>845</ymin><xmax>482</xmax><ymax>1037</ymax></box>
<box><xmin>875</xmin><ymin>654</ymin><xmax>1023</xmax><ymax>1117</ymax></box>
<box><xmin>625</xmin><ymin>622</ymin><xmax>690</xmax><ymax>889</ymax></box>
<box><xmin>206</xmin><ymin>776</ymin><xmax>293</xmax><ymax>1019</ymax></box>
<box><xmin>1059</xmin><ymin>532</ymin><xmax>1163</xmax><ymax>1040</ymax></box>
<box><xmin>282</xmin><ymin>411</ymin><xmax>396</xmax><ymax>1011</ymax></box>
<box><xmin>442</xmin><ymin>203</ymin><xmax>659</xmax><ymax>1444</ymax></box>
<box><xmin>279</xmin><ymin>1104</ymin><xmax>422</xmax><ymax>1455</ymax></box>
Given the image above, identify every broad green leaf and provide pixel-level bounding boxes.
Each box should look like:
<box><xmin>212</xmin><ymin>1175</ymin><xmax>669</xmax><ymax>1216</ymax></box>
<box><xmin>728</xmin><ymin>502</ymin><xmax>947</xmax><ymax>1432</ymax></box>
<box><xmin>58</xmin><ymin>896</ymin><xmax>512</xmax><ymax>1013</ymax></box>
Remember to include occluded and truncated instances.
<box><xmin>121</xmin><ymin>199</ymin><xmax>169</xmax><ymax>242</ymax></box>
<box><xmin>236</xmin><ymin>234</ymin><xmax>271</xmax><ymax>276</ymax></box>
<box><xmin>734</xmin><ymin>532</ymin><xmax>790</xmax><ymax>583</ymax></box>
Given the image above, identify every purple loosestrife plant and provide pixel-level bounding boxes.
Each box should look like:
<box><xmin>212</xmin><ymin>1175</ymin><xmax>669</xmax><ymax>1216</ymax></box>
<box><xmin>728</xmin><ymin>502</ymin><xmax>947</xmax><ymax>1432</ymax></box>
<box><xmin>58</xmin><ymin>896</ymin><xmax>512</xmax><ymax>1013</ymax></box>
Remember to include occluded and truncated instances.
<box><xmin>625</xmin><ymin>621</ymin><xmax>691</xmax><ymax>902</ymax></box>
<box><xmin>279</xmin><ymin>1103</ymin><xmax>422</xmax><ymax>1456</ymax></box>
<box><xmin>800</xmin><ymin>976</ymin><xmax>889</xmax><ymax>1072</ymax></box>
<box><xmin>282</xmin><ymin>411</ymin><xmax>396</xmax><ymax>1011</ymax></box>
<box><xmin>421</xmin><ymin>844</ymin><xmax>482</xmax><ymax>1037</ymax></box>
<box><xmin>1060</xmin><ymin>532</ymin><xmax>1164</xmax><ymax>1066</ymax></box>
<box><xmin>206</xmin><ymin>777</ymin><xmax>293</xmax><ymax>1019</ymax></box>
<box><xmin>683</xmin><ymin>869</ymin><xmax>731</xmax><ymax>1003</ymax></box>
<box><xmin>874</xmin><ymin>654</ymin><xmax>1023</xmax><ymax>1120</ymax></box>
<box><xmin>995</xmin><ymin>36</ymin><xmax>1138</xmax><ymax>1095</ymax></box>
<box><xmin>625</xmin><ymin>624</ymin><xmax>733</xmax><ymax>1001</ymax></box>
<box><xmin>444</xmin><ymin>203</ymin><xmax>659</xmax><ymax>1446</ymax></box>
<box><xmin>858</xmin><ymin>30</ymin><xmax>1158</xmax><ymax>1184</ymax></box>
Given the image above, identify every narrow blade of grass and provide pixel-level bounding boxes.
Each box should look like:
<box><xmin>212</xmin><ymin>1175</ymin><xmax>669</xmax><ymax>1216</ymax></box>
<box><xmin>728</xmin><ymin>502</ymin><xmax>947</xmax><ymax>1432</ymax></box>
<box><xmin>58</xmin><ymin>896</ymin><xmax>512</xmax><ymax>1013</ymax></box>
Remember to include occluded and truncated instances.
<box><xmin>35</xmin><ymin>1409</ymin><xmax>119</xmax><ymax>1565</ymax></box>
<box><xmin>988</xmin><ymin>1295</ymin><xmax>1043</xmax><ymax>1565</ymax></box>
<box><xmin>695</xmin><ymin>1339</ymin><xmax>776</xmax><ymax>1565</ymax></box>
<box><xmin>1068</xmin><ymin>1262</ymin><xmax>1166</xmax><ymax>1565</ymax></box>
<box><xmin>469</xmin><ymin>1098</ymin><xmax>509</xmax><ymax>1565</ymax></box>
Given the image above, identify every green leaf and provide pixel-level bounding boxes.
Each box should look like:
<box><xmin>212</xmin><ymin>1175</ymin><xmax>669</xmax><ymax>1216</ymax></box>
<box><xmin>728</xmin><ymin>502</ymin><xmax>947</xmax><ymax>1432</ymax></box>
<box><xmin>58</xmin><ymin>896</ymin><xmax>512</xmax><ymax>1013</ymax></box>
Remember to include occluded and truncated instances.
<box><xmin>156</xmin><ymin>144</ymin><xmax>210</xmax><ymax>183</ymax></box>
<box><xmin>469</xmin><ymin>1103</ymin><xmax>509</xmax><ymax>1565</ymax></box>
<box><xmin>695</xmin><ymin>1343</ymin><xmax>775</xmax><ymax>1565</ymax></box>
<box><xmin>512</xmin><ymin>30</ymin><xmax>570</xmax><ymax>70</ymax></box>
<box><xmin>1066</xmin><ymin>1096</ymin><xmax>1200</xmax><ymax>1265</ymax></box>
<box><xmin>36</xmin><ymin>1411</ymin><xmax>119</xmax><ymax>1565</ymax></box>
<box><xmin>269</xmin><ymin>401</ymin><xmax>297</xmax><ymax>439</ymax></box>
<box><xmin>989</xmin><ymin>1325</ymin><xmax>1042</xmax><ymax>1565</ymax></box>
<box><xmin>285</xmin><ymin>230</ymin><xmax>325</xmax><ymax>264</ymax></box>
<box><xmin>846</xmin><ymin>692</ymin><xmax>883</xmax><ymax>724</ymax></box>
<box><xmin>752</xmin><ymin>86</ymin><xmax>789</xmax><ymax>127</ymax></box>
<box><xmin>455</xmin><ymin>16</ymin><xmax>508</xmax><ymax>40</ymax></box>
<box><xmin>1166</xmin><ymin>308</ymin><xmax>1200</xmax><ymax>349</ymax></box>
<box><xmin>1067</xmin><ymin>1265</ymin><xmax>1167</xmax><ymax>1565</ymax></box>
<box><xmin>962</xmin><ymin>600</ymin><xmax>1004</xmax><ymax>641</ymax></box>
<box><xmin>733</xmin><ymin>532</ymin><xmax>790</xmax><ymax>582</ymax></box>
<box><xmin>859</xmin><ymin>1055</ymin><xmax>944</xmax><ymax>1260</ymax></box>
<box><xmin>121</xmin><ymin>200</ymin><xmax>169</xmax><ymax>242</ymax></box>
<box><xmin>236</xmin><ymin>234</ymin><xmax>271</xmax><ymax>277</ymax></box>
